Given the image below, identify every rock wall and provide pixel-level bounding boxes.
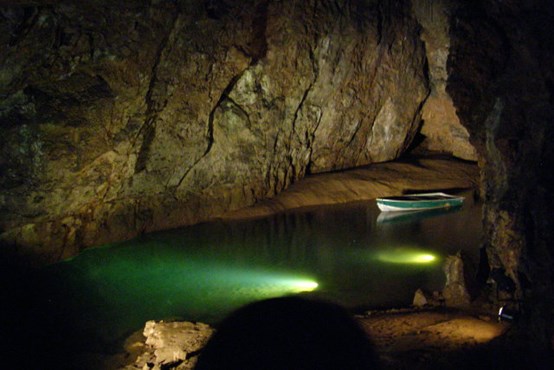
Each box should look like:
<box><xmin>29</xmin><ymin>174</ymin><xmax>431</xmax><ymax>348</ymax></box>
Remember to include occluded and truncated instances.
<box><xmin>447</xmin><ymin>0</ymin><xmax>554</xmax><ymax>364</ymax></box>
<box><xmin>1</xmin><ymin>0</ymin><xmax>431</xmax><ymax>262</ymax></box>
<box><xmin>412</xmin><ymin>0</ymin><xmax>476</xmax><ymax>161</ymax></box>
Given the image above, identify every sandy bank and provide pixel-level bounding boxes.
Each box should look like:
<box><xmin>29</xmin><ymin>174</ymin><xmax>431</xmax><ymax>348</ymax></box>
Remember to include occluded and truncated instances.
<box><xmin>220</xmin><ymin>156</ymin><xmax>479</xmax><ymax>220</ymax></box>
<box><xmin>357</xmin><ymin>307</ymin><xmax>521</xmax><ymax>370</ymax></box>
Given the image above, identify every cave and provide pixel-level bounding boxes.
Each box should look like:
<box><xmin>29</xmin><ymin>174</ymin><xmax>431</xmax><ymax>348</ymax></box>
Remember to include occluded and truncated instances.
<box><xmin>1</xmin><ymin>0</ymin><xmax>553</xmax><ymax>369</ymax></box>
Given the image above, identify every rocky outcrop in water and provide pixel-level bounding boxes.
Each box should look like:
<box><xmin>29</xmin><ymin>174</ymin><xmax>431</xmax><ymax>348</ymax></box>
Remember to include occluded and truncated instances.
<box><xmin>0</xmin><ymin>0</ymin><xmax>438</xmax><ymax>262</ymax></box>
<box><xmin>442</xmin><ymin>251</ymin><xmax>476</xmax><ymax>307</ymax></box>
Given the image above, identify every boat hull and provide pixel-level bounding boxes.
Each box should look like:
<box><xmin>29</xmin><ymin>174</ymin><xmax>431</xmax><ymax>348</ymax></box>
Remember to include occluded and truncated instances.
<box><xmin>376</xmin><ymin>192</ymin><xmax>464</xmax><ymax>212</ymax></box>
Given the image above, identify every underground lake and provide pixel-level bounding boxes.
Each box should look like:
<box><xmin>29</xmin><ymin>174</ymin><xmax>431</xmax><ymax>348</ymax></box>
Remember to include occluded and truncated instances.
<box><xmin>19</xmin><ymin>190</ymin><xmax>482</xmax><ymax>364</ymax></box>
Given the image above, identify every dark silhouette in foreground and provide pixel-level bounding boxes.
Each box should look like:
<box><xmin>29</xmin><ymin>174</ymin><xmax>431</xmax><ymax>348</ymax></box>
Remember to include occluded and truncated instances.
<box><xmin>194</xmin><ymin>296</ymin><xmax>380</xmax><ymax>370</ymax></box>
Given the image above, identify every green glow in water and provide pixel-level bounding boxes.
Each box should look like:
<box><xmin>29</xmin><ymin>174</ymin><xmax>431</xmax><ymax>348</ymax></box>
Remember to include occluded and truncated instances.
<box><xmin>375</xmin><ymin>247</ymin><xmax>439</xmax><ymax>264</ymax></box>
<box><xmin>43</xmin><ymin>242</ymin><xmax>320</xmax><ymax>347</ymax></box>
<box><xmin>37</xmin><ymin>194</ymin><xmax>481</xmax><ymax>353</ymax></box>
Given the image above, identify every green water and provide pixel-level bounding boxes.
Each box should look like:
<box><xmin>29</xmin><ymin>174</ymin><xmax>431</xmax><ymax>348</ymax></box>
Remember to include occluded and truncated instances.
<box><xmin>33</xmin><ymin>193</ymin><xmax>481</xmax><ymax>355</ymax></box>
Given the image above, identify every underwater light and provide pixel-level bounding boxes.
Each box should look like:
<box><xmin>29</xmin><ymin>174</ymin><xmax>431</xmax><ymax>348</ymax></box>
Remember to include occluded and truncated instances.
<box><xmin>289</xmin><ymin>280</ymin><xmax>319</xmax><ymax>292</ymax></box>
<box><xmin>413</xmin><ymin>254</ymin><xmax>437</xmax><ymax>263</ymax></box>
<box><xmin>376</xmin><ymin>248</ymin><xmax>438</xmax><ymax>264</ymax></box>
<box><xmin>238</xmin><ymin>276</ymin><xmax>319</xmax><ymax>297</ymax></box>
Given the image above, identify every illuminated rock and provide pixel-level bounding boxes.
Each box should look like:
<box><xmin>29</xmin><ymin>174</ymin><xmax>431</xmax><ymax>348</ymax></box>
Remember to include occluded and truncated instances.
<box><xmin>412</xmin><ymin>0</ymin><xmax>477</xmax><ymax>161</ymax></box>
<box><xmin>412</xmin><ymin>288</ymin><xmax>429</xmax><ymax>307</ymax></box>
<box><xmin>123</xmin><ymin>320</ymin><xmax>213</xmax><ymax>370</ymax></box>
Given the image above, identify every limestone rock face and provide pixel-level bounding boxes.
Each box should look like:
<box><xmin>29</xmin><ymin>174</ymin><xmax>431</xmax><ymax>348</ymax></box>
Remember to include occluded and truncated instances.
<box><xmin>0</xmin><ymin>0</ymin><xmax>430</xmax><ymax>262</ymax></box>
<box><xmin>412</xmin><ymin>0</ymin><xmax>477</xmax><ymax>161</ymax></box>
<box><xmin>442</xmin><ymin>252</ymin><xmax>475</xmax><ymax>307</ymax></box>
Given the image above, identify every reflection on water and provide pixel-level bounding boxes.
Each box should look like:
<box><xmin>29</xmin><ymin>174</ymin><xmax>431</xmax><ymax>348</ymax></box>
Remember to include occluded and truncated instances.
<box><xmin>33</xmin><ymin>191</ymin><xmax>482</xmax><ymax>354</ymax></box>
<box><xmin>376</xmin><ymin>205</ymin><xmax>462</xmax><ymax>224</ymax></box>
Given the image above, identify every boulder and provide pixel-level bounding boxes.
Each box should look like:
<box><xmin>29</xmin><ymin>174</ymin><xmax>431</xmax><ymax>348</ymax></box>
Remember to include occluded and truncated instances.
<box><xmin>412</xmin><ymin>288</ymin><xmax>444</xmax><ymax>308</ymax></box>
<box><xmin>122</xmin><ymin>320</ymin><xmax>214</xmax><ymax>370</ymax></box>
<box><xmin>412</xmin><ymin>288</ymin><xmax>429</xmax><ymax>307</ymax></box>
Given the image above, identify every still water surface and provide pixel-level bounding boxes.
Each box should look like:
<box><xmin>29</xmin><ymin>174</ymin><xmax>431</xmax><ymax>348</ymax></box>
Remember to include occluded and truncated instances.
<box><xmin>37</xmin><ymin>192</ymin><xmax>481</xmax><ymax>353</ymax></box>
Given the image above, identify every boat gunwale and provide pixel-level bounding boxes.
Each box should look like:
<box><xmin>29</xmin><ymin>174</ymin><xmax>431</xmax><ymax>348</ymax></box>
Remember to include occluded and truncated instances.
<box><xmin>376</xmin><ymin>192</ymin><xmax>465</xmax><ymax>212</ymax></box>
<box><xmin>376</xmin><ymin>192</ymin><xmax>465</xmax><ymax>203</ymax></box>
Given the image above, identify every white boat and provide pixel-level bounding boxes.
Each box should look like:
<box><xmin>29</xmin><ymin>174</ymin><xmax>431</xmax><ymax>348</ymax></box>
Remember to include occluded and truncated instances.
<box><xmin>376</xmin><ymin>192</ymin><xmax>464</xmax><ymax>212</ymax></box>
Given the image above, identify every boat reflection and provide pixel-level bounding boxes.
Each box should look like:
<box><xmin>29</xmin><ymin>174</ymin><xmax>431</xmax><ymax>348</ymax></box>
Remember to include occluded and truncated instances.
<box><xmin>377</xmin><ymin>206</ymin><xmax>462</xmax><ymax>224</ymax></box>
